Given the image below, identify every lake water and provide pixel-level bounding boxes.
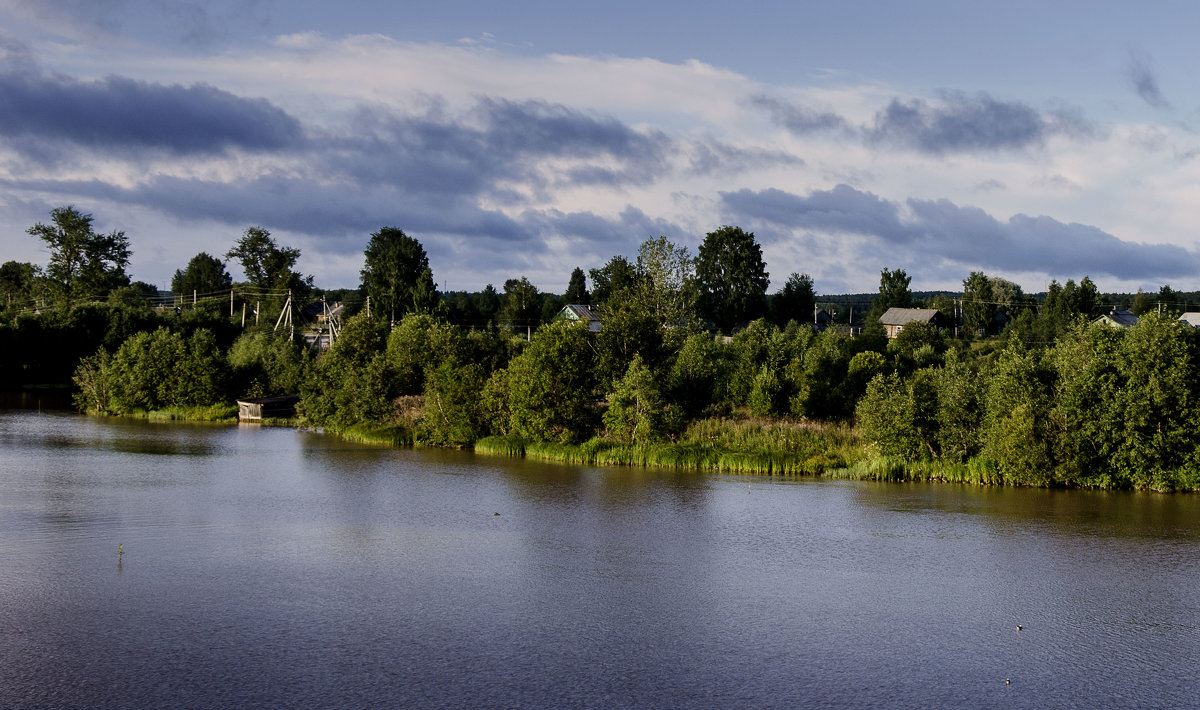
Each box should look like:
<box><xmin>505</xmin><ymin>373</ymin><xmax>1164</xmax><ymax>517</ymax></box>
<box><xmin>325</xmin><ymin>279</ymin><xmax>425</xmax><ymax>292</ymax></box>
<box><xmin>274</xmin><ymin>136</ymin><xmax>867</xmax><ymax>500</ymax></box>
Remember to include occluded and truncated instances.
<box><xmin>2</xmin><ymin>409</ymin><xmax>1198</xmax><ymax>709</ymax></box>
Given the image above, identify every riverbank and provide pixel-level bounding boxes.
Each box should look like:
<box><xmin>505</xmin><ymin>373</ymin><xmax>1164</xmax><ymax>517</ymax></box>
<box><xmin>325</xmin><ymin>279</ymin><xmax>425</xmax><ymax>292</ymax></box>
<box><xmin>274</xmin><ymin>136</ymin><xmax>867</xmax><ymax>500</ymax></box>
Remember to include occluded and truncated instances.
<box><xmin>476</xmin><ymin>417</ymin><xmax>865</xmax><ymax>476</ymax></box>
<box><xmin>63</xmin><ymin>401</ymin><xmax>1200</xmax><ymax>491</ymax></box>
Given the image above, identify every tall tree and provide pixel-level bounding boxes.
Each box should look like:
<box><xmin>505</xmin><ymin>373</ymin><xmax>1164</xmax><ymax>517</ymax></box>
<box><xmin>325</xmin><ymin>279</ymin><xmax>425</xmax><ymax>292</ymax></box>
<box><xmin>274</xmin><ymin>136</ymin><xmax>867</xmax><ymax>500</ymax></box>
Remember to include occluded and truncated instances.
<box><xmin>27</xmin><ymin>206</ymin><xmax>131</xmax><ymax>301</ymax></box>
<box><xmin>0</xmin><ymin>261</ymin><xmax>38</xmax><ymax>306</ymax></box>
<box><xmin>876</xmin><ymin>267</ymin><xmax>913</xmax><ymax>312</ymax></box>
<box><xmin>1131</xmin><ymin>289</ymin><xmax>1151</xmax><ymax>316</ymax></box>
<box><xmin>172</xmin><ymin>252</ymin><xmax>232</xmax><ymax>296</ymax></box>
<box><xmin>589</xmin><ymin>255</ymin><xmax>640</xmax><ymax>306</ymax></box>
<box><xmin>1073</xmin><ymin>276</ymin><xmax>1099</xmax><ymax>317</ymax></box>
<box><xmin>635</xmin><ymin>235</ymin><xmax>697</xmax><ymax>327</ymax></box>
<box><xmin>695</xmin><ymin>225</ymin><xmax>769</xmax><ymax>331</ymax></box>
<box><xmin>360</xmin><ymin>227</ymin><xmax>438</xmax><ymax>321</ymax></box>
<box><xmin>769</xmin><ymin>272</ymin><xmax>815</xmax><ymax>326</ymax></box>
<box><xmin>226</xmin><ymin>226</ymin><xmax>312</xmax><ymax>297</ymax></box>
<box><xmin>564</xmin><ymin>267</ymin><xmax>590</xmax><ymax>304</ymax></box>
<box><xmin>499</xmin><ymin>277</ymin><xmax>542</xmax><ymax>331</ymax></box>
<box><xmin>962</xmin><ymin>271</ymin><xmax>993</xmax><ymax>334</ymax></box>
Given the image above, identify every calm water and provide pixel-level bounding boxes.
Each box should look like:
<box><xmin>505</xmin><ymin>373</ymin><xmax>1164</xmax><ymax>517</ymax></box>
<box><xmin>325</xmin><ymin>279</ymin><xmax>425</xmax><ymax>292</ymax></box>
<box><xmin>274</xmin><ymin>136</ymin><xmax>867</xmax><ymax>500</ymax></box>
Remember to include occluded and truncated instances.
<box><xmin>1</xmin><ymin>410</ymin><xmax>1198</xmax><ymax>709</ymax></box>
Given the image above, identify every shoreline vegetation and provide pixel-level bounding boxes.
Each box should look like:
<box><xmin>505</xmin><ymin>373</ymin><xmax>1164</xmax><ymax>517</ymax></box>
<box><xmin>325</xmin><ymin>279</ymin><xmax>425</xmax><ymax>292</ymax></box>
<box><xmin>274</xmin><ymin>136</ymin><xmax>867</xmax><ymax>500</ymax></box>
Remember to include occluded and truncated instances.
<box><xmin>10</xmin><ymin>213</ymin><xmax>1200</xmax><ymax>492</ymax></box>
<box><xmin>474</xmin><ymin>417</ymin><xmax>859</xmax><ymax>476</ymax></box>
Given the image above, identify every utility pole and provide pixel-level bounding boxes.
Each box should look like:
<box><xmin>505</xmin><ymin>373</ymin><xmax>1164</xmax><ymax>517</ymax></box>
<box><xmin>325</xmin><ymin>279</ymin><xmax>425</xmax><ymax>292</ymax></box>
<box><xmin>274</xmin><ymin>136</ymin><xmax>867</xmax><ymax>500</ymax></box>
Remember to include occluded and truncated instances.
<box><xmin>230</xmin><ymin>289</ymin><xmax>234</xmax><ymax>317</ymax></box>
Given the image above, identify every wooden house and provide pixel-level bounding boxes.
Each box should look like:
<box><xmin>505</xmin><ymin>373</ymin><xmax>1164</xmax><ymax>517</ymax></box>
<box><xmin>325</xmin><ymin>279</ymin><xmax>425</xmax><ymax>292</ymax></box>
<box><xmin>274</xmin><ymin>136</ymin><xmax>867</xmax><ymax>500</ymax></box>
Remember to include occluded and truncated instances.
<box><xmin>1094</xmin><ymin>308</ymin><xmax>1138</xmax><ymax>329</ymax></box>
<box><xmin>555</xmin><ymin>304</ymin><xmax>603</xmax><ymax>332</ymax></box>
<box><xmin>879</xmin><ymin>307</ymin><xmax>943</xmax><ymax>339</ymax></box>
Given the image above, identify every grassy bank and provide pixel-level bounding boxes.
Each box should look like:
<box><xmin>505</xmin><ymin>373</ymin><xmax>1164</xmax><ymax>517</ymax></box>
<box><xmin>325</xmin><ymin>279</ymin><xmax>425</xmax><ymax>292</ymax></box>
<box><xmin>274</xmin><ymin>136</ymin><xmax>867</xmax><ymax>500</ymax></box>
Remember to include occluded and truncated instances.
<box><xmin>473</xmin><ymin>418</ymin><xmax>1189</xmax><ymax>490</ymax></box>
<box><xmin>476</xmin><ymin>418</ymin><xmax>866</xmax><ymax>476</ymax></box>
<box><xmin>105</xmin><ymin>404</ymin><xmax>240</xmax><ymax>422</ymax></box>
<box><xmin>318</xmin><ymin>422</ymin><xmax>415</xmax><ymax>447</ymax></box>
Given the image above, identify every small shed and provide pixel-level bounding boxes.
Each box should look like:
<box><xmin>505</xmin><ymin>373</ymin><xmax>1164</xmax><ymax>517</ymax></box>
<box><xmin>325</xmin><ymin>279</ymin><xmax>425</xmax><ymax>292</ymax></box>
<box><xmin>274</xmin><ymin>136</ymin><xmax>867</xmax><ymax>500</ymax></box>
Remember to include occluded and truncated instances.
<box><xmin>237</xmin><ymin>395</ymin><xmax>300</xmax><ymax>422</ymax></box>
<box><xmin>879</xmin><ymin>307</ymin><xmax>943</xmax><ymax>339</ymax></box>
<box><xmin>555</xmin><ymin>304</ymin><xmax>603</xmax><ymax>332</ymax></box>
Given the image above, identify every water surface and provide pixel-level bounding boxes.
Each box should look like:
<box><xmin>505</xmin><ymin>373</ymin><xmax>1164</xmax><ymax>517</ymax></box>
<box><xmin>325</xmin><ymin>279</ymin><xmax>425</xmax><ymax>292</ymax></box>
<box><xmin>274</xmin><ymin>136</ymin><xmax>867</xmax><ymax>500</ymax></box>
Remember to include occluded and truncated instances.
<box><xmin>1</xmin><ymin>410</ymin><xmax>1197</xmax><ymax>708</ymax></box>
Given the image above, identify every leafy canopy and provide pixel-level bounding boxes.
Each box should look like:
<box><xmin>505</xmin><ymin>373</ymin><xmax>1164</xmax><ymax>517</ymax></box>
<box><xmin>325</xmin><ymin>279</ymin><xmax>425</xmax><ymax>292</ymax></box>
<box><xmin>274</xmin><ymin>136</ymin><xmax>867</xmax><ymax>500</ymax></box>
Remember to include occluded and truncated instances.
<box><xmin>27</xmin><ymin>206</ymin><xmax>131</xmax><ymax>301</ymax></box>
<box><xmin>361</xmin><ymin>227</ymin><xmax>438</xmax><ymax>321</ymax></box>
<box><xmin>696</xmin><ymin>225</ymin><xmax>769</xmax><ymax>331</ymax></box>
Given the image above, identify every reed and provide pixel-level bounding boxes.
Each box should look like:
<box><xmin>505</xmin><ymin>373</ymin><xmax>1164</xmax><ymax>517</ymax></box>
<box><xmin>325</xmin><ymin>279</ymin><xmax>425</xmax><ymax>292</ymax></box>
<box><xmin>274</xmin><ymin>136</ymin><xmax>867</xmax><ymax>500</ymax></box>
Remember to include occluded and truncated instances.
<box><xmin>474</xmin><ymin>435</ymin><xmax>527</xmax><ymax>457</ymax></box>
<box><xmin>486</xmin><ymin>418</ymin><xmax>866</xmax><ymax>477</ymax></box>
<box><xmin>142</xmin><ymin>404</ymin><xmax>239</xmax><ymax>422</ymax></box>
<box><xmin>827</xmin><ymin>456</ymin><xmax>1010</xmax><ymax>485</ymax></box>
<box><xmin>327</xmin><ymin>423</ymin><xmax>414</xmax><ymax>447</ymax></box>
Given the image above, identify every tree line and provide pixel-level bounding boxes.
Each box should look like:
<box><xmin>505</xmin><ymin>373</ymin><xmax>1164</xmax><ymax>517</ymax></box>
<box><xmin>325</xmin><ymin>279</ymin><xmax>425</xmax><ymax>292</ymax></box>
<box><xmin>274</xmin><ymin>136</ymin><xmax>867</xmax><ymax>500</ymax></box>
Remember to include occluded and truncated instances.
<box><xmin>9</xmin><ymin>206</ymin><xmax>1200</xmax><ymax>489</ymax></box>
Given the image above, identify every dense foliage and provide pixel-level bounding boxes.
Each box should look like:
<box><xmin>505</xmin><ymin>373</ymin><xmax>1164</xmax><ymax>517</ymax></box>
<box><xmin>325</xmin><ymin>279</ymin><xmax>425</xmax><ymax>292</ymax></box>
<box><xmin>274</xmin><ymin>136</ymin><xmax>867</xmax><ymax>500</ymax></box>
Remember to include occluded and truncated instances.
<box><xmin>856</xmin><ymin>314</ymin><xmax>1200</xmax><ymax>490</ymax></box>
<box><xmin>360</xmin><ymin>227</ymin><xmax>439</xmax><ymax>322</ymax></box>
<box><xmin>12</xmin><ymin>206</ymin><xmax>1200</xmax><ymax>491</ymax></box>
<box><xmin>27</xmin><ymin>206</ymin><xmax>131</xmax><ymax>302</ymax></box>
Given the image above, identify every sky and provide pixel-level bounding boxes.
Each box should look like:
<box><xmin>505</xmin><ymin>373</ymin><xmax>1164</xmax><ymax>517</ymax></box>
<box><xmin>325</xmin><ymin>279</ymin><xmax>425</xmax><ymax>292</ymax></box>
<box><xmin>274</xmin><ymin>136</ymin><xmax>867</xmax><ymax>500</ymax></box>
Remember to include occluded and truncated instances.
<box><xmin>2</xmin><ymin>0</ymin><xmax>1200</xmax><ymax>296</ymax></box>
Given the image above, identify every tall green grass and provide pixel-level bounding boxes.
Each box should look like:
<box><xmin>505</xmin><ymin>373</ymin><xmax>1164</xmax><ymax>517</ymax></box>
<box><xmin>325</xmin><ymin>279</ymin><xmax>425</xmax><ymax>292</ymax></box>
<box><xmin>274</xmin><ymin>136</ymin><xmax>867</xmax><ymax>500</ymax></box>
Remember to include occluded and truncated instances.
<box><xmin>323</xmin><ymin>423</ymin><xmax>414</xmax><ymax>446</ymax></box>
<box><xmin>828</xmin><ymin>455</ymin><xmax>1011</xmax><ymax>486</ymax></box>
<box><xmin>477</xmin><ymin>418</ymin><xmax>868</xmax><ymax>477</ymax></box>
<box><xmin>139</xmin><ymin>404</ymin><xmax>239</xmax><ymax>422</ymax></box>
<box><xmin>474</xmin><ymin>435</ymin><xmax>526</xmax><ymax>457</ymax></box>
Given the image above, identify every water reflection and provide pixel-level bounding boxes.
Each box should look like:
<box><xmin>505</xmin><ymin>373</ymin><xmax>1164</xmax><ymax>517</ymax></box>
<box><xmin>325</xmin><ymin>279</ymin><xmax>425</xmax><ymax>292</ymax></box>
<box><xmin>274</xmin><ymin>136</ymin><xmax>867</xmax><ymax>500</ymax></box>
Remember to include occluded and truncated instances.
<box><xmin>1</xmin><ymin>410</ymin><xmax>1198</xmax><ymax>709</ymax></box>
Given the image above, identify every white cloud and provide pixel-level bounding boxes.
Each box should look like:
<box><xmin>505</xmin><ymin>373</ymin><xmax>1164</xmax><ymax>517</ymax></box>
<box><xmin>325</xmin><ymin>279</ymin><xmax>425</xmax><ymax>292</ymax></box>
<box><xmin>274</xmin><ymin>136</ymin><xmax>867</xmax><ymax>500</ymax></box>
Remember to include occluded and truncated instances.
<box><xmin>4</xmin><ymin>27</ymin><xmax>1200</xmax><ymax>296</ymax></box>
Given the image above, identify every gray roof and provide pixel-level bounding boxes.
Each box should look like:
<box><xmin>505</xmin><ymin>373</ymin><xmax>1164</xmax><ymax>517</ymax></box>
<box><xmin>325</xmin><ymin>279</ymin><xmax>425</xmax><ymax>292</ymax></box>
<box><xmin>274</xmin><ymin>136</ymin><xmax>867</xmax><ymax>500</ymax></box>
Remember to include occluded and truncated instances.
<box><xmin>1180</xmin><ymin>313</ymin><xmax>1200</xmax><ymax>328</ymax></box>
<box><xmin>879</xmin><ymin>307</ymin><xmax>940</xmax><ymax>326</ymax></box>
<box><xmin>1095</xmin><ymin>309</ymin><xmax>1138</xmax><ymax>328</ymax></box>
<box><xmin>560</xmin><ymin>304</ymin><xmax>601</xmax><ymax>322</ymax></box>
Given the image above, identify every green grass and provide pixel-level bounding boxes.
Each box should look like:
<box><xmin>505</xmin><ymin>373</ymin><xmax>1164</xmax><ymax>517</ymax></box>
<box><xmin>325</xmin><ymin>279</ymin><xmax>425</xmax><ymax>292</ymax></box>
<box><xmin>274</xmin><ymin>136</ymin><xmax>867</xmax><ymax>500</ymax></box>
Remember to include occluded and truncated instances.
<box><xmin>474</xmin><ymin>435</ymin><xmax>527</xmax><ymax>457</ymax></box>
<box><xmin>476</xmin><ymin>418</ymin><xmax>868</xmax><ymax>477</ymax></box>
<box><xmin>139</xmin><ymin>404</ymin><xmax>239</xmax><ymax>422</ymax></box>
<box><xmin>323</xmin><ymin>422</ymin><xmax>414</xmax><ymax>446</ymax></box>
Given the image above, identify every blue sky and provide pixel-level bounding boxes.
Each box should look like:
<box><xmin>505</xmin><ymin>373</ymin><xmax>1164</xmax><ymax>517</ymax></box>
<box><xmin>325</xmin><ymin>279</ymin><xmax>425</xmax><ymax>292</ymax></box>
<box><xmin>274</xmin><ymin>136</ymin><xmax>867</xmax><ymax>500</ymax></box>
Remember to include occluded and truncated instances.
<box><xmin>2</xmin><ymin>0</ymin><xmax>1199</xmax><ymax>295</ymax></box>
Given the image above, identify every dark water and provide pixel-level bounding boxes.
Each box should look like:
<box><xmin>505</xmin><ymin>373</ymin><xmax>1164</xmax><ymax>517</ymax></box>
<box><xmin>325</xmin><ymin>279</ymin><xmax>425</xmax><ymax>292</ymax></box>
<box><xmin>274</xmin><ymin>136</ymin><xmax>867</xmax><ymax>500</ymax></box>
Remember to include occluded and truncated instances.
<box><xmin>1</xmin><ymin>410</ymin><xmax>1198</xmax><ymax>709</ymax></box>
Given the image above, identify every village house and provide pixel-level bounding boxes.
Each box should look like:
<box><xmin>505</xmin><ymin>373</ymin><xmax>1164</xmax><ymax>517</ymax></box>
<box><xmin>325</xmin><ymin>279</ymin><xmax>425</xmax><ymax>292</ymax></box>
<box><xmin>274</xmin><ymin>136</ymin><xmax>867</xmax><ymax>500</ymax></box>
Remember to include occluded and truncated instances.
<box><xmin>554</xmin><ymin>304</ymin><xmax>603</xmax><ymax>332</ymax></box>
<box><xmin>878</xmin><ymin>307</ymin><xmax>943</xmax><ymax>339</ymax></box>
<box><xmin>813</xmin><ymin>307</ymin><xmax>833</xmax><ymax>332</ymax></box>
<box><xmin>1179</xmin><ymin>313</ymin><xmax>1200</xmax><ymax>328</ymax></box>
<box><xmin>1094</xmin><ymin>308</ymin><xmax>1139</xmax><ymax>329</ymax></box>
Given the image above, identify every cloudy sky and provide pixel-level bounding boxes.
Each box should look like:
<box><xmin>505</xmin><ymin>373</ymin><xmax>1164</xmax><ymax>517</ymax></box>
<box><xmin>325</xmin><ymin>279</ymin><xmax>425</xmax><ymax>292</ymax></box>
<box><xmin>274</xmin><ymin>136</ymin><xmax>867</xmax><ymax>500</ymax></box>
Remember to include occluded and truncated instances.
<box><xmin>2</xmin><ymin>0</ymin><xmax>1199</xmax><ymax>295</ymax></box>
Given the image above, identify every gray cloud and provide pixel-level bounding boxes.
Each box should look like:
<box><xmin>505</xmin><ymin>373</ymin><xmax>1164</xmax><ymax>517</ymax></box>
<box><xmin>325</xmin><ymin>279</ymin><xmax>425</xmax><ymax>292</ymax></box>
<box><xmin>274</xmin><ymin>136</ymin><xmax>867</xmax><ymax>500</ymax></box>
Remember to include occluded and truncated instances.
<box><xmin>686</xmin><ymin>138</ymin><xmax>803</xmax><ymax>176</ymax></box>
<box><xmin>868</xmin><ymin>92</ymin><xmax>1050</xmax><ymax>153</ymax></box>
<box><xmin>522</xmin><ymin>205</ymin><xmax>685</xmax><ymax>249</ymax></box>
<box><xmin>0</xmin><ymin>68</ymin><xmax>303</xmax><ymax>157</ymax></box>
<box><xmin>320</xmin><ymin>98</ymin><xmax>675</xmax><ymax>200</ymax></box>
<box><xmin>722</xmin><ymin>186</ymin><xmax>912</xmax><ymax>242</ymax></box>
<box><xmin>750</xmin><ymin>95</ymin><xmax>849</xmax><ymax>134</ymax></box>
<box><xmin>0</xmin><ymin>59</ymin><xmax>691</xmax><ymax>279</ymax></box>
<box><xmin>1126</xmin><ymin>51</ymin><xmax>1170</xmax><ymax>109</ymax></box>
<box><xmin>2</xmin><ymin>0</ymin><xmax>271</xmax><ymax>47</ymax></box>
<box><xmin>721</xmin><ymin>185</ymin><xmax>1200</xmax><ymax>280</ymax></box>
<box><xmin>756</xmin><ymin>91</ymin><xmax>1095</xmax><ymax>155</ymax></box>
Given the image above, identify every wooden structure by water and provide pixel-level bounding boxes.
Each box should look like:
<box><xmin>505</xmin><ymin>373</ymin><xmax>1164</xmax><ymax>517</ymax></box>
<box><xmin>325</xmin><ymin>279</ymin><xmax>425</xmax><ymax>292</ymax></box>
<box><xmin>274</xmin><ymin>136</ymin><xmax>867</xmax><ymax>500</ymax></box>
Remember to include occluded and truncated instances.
<box><xmin>237</xmin><ymin>395</ymin><xmax>300</xmax><ymax>422</ymax></box>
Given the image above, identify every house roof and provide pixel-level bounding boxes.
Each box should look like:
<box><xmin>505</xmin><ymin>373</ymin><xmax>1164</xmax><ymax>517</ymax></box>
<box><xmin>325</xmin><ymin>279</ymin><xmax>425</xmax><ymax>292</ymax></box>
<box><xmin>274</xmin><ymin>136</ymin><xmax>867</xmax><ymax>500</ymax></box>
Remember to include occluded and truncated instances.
<box><xmin>559</xmin><ymin>304</ymin><xmax>601</xmax><ymax>322</ymax></box>
<box><xmin>879</xmin><ymin>307</ymin><xmax>940</xmax><ymax>326</ymax></box>
<box><xmin>1095</xmin><ymin>308</ymin><xmax>1138</xmax><ymax>328</ymax></box>
<box><xmin>1180</xmin><ymin>313</ymin><xmax>1200</xmax><ymax>328</ymax></box>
